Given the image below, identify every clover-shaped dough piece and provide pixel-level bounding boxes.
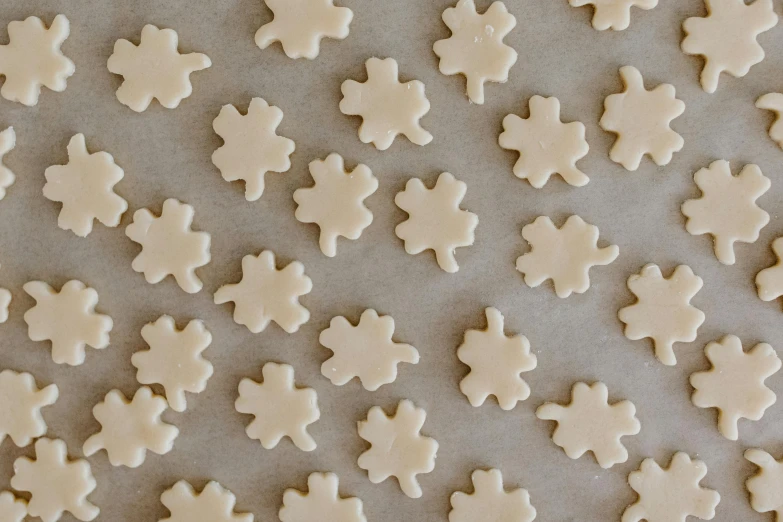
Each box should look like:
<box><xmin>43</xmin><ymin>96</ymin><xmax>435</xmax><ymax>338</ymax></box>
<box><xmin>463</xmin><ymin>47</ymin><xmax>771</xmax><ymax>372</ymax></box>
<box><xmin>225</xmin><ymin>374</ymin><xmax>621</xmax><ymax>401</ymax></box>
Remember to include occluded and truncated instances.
<box><xmin>212</xmin><ymin>98</ymin><xmax>296</xmax><ymax>202</ymax></box>
<box><xmin>280</xmin><ymin>472</ymin><xmax>366</xmax><ymax>522</ymax></box>
<box><xmin>0</xmin><ymin>286</ymin><xmax>9</xmax><ymax>324</ymax></box>
<box><xmin>682</xmin><ymin>160</ymin><xmax>770</xmax><ymax>265</ymax></box>
<box><xmin>132</xmin><ymin>315</ymin><xmax>213</xmax><ymax>413</ymax></box>
<box><xmin>499</xmin><ymin>95</ymin><xmax>589</xmax><ymax>188</ymax></box>
<box><xmin>126</xmin><ymin>198</ymin><xmax>211</xmax><ymax>294</ymax></box>
<box><xmin>23</xmin><ymin>280</ymin><xmax>113</xmax><ymax>366</ymax></box>
<box><xmin>340</xmin><ymin>57</ymin><xmax>432</xmax><ymax>150</ymax></box>
<box><xmin>319</xmin><ymin>309</ymin><xmax>419</xmax><ymax>391</ymax></box>
<box><xmin>215</xmin><ymin>250</ymin><xmax>312</xmax><ymax>334</ymax></box>
<box><xmin>690</xmin><ymin>335</ymin><xmax>780</xmax><ymax>440</ymax></box>
<box><xmin>395</xmin><ymin>172</ymin><xmax>478</xmax><ymax>273</ymax></box>
<box><xmin>357</xmin><ymin>400</ymin><xmax>438</xmax><ymax>499</ymax></box>
<box><xmin>746</xmin><ymin>449</ymin><xmax>783</xmax><ymax>520</ymax></box>
<box><xmin>450</xmin><ymin>469</ymin><xmax>536</xmax><ymax>522</ymax></box>
<box><xmin>0</xmin><ymin>370</ymin><xmax>58</xmax><ymax>448</ymax></box>
<box><xmin>0</xmin><ymin>491</ymin><xmax>26</xmax><ymax>522</ymax></box>
<box><xmin>433</xmin><ymin>0</ymin><xmax>517</xmax><ymax>104</ymax></box>
<box><xmin>0</xmin><ymin>126</ymin><xmax>16</xmax><ymax>200</ymax></box>
<box><xmin>757</xmin><ymin>93</ymin><xmax>783</xmax><ymax>150</ymax></box>
<box><xmin>0</xmin><ymin>15</ymin><xmax>74</xmax><ymax>106</ymax></box>
<box><xmin>516</xmin><ymin>215</ymin><xmax>618</xmax><ymax>298</ymax></box>
<box><xmin>235</xmin><ymin>362</ymin><xmax>320</xmax><ymax>451</ymax></box>
<box><xmin>11</xmin><ymin>438</ymin><xmax>99</xmax><ymax>522</ymax></box>
<box><xmin>294</xmin><ymin>153</ymin><xmax>378</xmax><ymax>257</ymax></box>
<box><xmin>600</xmin><ymin>66</ymin><xmax>685</xmax><ymax>171</ymax></box>
<box><xmin>569</xmin><ymin>0</ymin><xmax>658</xmax><ymax>31</ymax></box>
<box><xmin>622</xmin><ymin>452</ymin><xmax>720</xmax><ymax>522</ymax></box>
<box><xmin>107</xmin><ymin>24</ymin><xmax>211</xmax><ymax>112</ymax></box>
<box><xmin>682</xmin><ymin>0</ymin><xmax>778</xmax><ymax>94</ymax></box>
<box><xmin>159</xmin><ymin>480</ymin><xmax>253</xmax><ymax>522</ymax></box>
<box><xmin>757</xmin><ymin>237</ymin><xmax>783</xmax><ymax>306</ymax></box>
<box><xmin>43</xmin><ymin>134</ymin><xmax>128</xmax><ymax>237</ymax></box>
<box><xmin>619</xmin><ymin>264</ymin><xmax>705</xmax><ymax>366</ymax></box>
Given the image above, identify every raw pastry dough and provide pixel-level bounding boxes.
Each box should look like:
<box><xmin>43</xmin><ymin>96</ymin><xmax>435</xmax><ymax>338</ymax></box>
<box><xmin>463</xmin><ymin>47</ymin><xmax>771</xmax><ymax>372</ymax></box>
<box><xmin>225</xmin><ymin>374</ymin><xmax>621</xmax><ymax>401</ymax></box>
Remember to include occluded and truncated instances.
<box><xmin>745</xmin><ymin>449</ymin><xmax>783</xmax><ymax>520</ymax></box>
<box><xmin>690</xmin><ymin>335</ymin><xmax>780</xmax><ymax>440</ymax></box>
<box><xmin>23</xmin><ymin>280</ymin><xmax>113</xmax><ymax>366</ymax></box>
<box><xmin>618</xmin><ymin>264</ymin><xmax>705</xmax><ymax>366</ymax></box>
<box><xmin>357</xmin><ymin>400</ymin><xmax>438</xmax><ymax>499</ymax></box>
<box><xmin>0</xmin><ymin>15</ymin><xmax>74</xmax><ymax>106</ymax></box>
<box><xmin>433</xmin><ymin>0</ymin><xmax>518</xmax><ymax>104</ymax></box>
<box><xmin>0</xmin><ymin>126</ymin><xmax>15</xmax><ymax>200</ymax></box>
<box><xmin>340</xmin><ymin>57</ymin><xmax>432</xmax><ymax>150</ymax></box>
<box><xmin>107</xmin><ymin>25</ymin><xmax>211</xmax><ymax>112</ymax></box>
<box><xmin>159</xmin><ymin>480</ymin><xmax>253</xmax><ymax>522</ymax></box>
<box><xmin>756</xmin><ymin>237</ymin><xmax>783</xmax><ymax>306</ymax></box>
<box><xmin>0</xmin><ymin>491</ymin><xmax>26</xmax><ymax>522</ymax></box>
<box><xmin>515</xmin><ymin>215</ymin><xmax>619</xmax><ymax>298</ymax></box>
<box><xmin>449</xmin><ymin>469</ymin><xmax>536</xmax><ymax>522</ymax></box>
<box><xmin>133</xmin><ymin>315</ymin><xmax>213</xmax><ymax>413</ymax></box>
<box><xmin>600</xmin><ymin>66</ymin><xmax>685</xmax><ymax>171</ymax></box>
<box><xmin>212</xmin><ymin>98</ymin><xmax>296</xmax><ymax>201</ymax></box>
<box><xmin>756</xmin><ymin>93</ymin><xmax>783</xmax><ymax>149</ymax></box>
<box><xmin>0</xmin><ymin>369</ymin><xmax>58</xmax><ymax>447</ymax></box>
<box><xmin>293</xmin><ymin>153</ymin><xmax>378</xmax><ymax>257</ymax></box>
<box><xmin>569</xmin><ymin>0</ymin><xmax>658</xmax><ymax>31</ymax></box>
<box><xmin>0</xmin><ymin>287</ymin><xmax>9</xmax><ymax>324</ymax></box>
<box><xmin>319</xmin><ymin>309</ymin><xmax>419</xmax><ymax>391</ymax></box>
<box><xmin>682</xmin><ymin>0</ymin><xmax>778</xmax><ymax>94</ymax></box>
<box><xmin>214</xmin><ymin>250</ymin><xmax>312</xmax><ymax>334</ymax></box>
<box><xmin>395</xmin><ymin>172</ymin><xmax>478</xmax><ymax>273</ymax></box>
<box><xmin>279</xmin><ymin>472</ymin><xmax>366</xmax><ymax>522</ymax></box>
<box><xmin>43</xmin><ymin>134</ymin><xmax>128</xmax><ymax>237</ymax></box>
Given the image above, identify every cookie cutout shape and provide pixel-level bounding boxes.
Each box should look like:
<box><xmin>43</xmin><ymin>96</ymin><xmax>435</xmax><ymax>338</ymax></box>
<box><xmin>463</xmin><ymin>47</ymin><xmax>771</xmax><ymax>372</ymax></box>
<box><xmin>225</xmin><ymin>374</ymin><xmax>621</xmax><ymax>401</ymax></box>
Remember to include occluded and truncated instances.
<box><xmin>449</xmin><ymin>469</ymin><xmax>536</xmax><ymax>522</ymax></box>
<box><xmin>0</xmin><ymin>15</ymin><xmax>74</xmax><ymax>106</ymax></box>
<box><xmin>214</xmin><ymin>250</ymin><xmax>312</xmax><ymax>334</ymax></box>
<box><xmin>757</xmin><ymin>93</ymin><xmax>783</xmax><ymax>149</ymax></box>
<box><xmin>433</xmin><ymin>0</ymin><xmax>517</xmax><ymax>104</ymax></box>
<box><xmin>280</xmin><ymin>472</ymin><xmax>366</xmax><ymax>522</ymax></box>
<box><xmin>745</xmin><ymin>449</ymin><xmax>783</xmax><ymax>520</ymax></box>
<box><xmin>126</xmin><ymin>198</ymin><xmax>211</xmax><ymax>294</ymax></box>
<box><xmin>0</xmin><ymin>288</ymin><xmax>10</xmax><ymax>324</ymax></box>
<box><xmin>0</xmin><ymin>127</ymin><xmax>15</xmax><ymax>200</ymax></box>
<box><xmin>212</xmin><ymin>98</ymin><xmax>296</xmax><ymax>202</ymax></box>
<box><xmin>23</xmin><ymin>280</ymin><xmax>113</xmax><ymax>366</ymax></box>
<box><xmin>499</xmin><ymin>95</ymin><xmax>589</xmax><ymax>188</ymax></box>
<box><xmin>107</xmin><ymin>25</ymin><xmax>211</xmax><ymax>112</ymax></box>
<box><xmin>682</xmin><ymin>0</ymin><xmax>778</xmax><ymax>94</ymax></box>
<box><xmin>0</xmin><ymin>370</ymin><xmax>58</xmax><ymax>447</ymax></box>
<box><xmin>569</xmin><ymin>0</ymin><xmax>658</xmax><ymax>31</ymax></box>
<box><xmin>236</xmin><ymin>362</ymin><xmax>319</xmax><ymax>451</ymax></box>
<box><xmin>682</xmin><ymin>160</ymin><xmax>770</xmax><ymax>265</ymax></box>
<box><xmin>600</xmin><ymin>66</ymin><xmax>685</xmax><ymax>171</ymax></box>
<box><xmin>622</xmin><ymin>452</ymin><xmax>720</xmax><ymax>522</ymax></box>
<box><xmin>159</xmin><ymin>480</ymin><xmax>253</xmax><ymax>522</ymax></box>
<box><xmin>395</xmin><ymin>172</ymin><xmax>478</xmax><ymax>273</ymax></box>
<box><xmin>757</xmin><ymin>237</ymin><xmax>783</xmax><ymax>306</ymax></box>
<box><xmin>293</xmin><ymin>154</ymin><xmax>378</xmax><ymax>257</ymax></box>
<box><xmin>357</xmin><ymin>400</ymin><xmax>438</xmax><ymax>498</ymax></box>
<box><xmin>0</xmin><ymin>491</ymin><xmax>26</xmax><ymax>522</ymax></box>
<box><xmin>83</xmin><ymin>387</ymin><xmax>179</xmax><ymax>467</ymax></box>
<box><xmin>619</xmin><ymin>264</ymin><xmax>705</xmax><ymax>366</ymax></box>
<box><xmin>516</xmin><ymin>215</ymin><xmax>618</xmax><ymax>298</ymax></box>
<box><xmin>43</xmin><ymin>134</ymin><xmax>128</xmax><ymax>237</ymax></box>
<box><xmin>11</xmin><ymin>438</ymin><xmax>99</xmax><ymax>522</ymax></box>
<box><xmin>319</xmin><ymin>309</ymin><xmax>419</xmax><ymax>391</ymax></box>
<box><xmin>340</xmin><ymin>57</ymin><xmax>432</xmax><ymax>150</ymax></box>
<box><xmin>132</xmin><ymin>315</ymin><xmax>213</xmax><ymax>413</ymax></box>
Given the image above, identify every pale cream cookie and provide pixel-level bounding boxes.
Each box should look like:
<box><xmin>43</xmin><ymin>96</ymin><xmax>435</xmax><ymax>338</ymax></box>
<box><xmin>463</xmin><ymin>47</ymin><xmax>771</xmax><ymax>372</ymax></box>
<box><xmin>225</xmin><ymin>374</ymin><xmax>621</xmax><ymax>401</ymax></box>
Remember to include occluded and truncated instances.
<box><xmin>745</xmin><ymin>448</ymin><xmax>783</xmax><ymax>520</ymax></box>
<box><xmin>449</xmin><ymin>469</ymin><xmax>536</xmax><ymax>522</ymax></box>
<box><xmin>0</xmin><ymin>126</ymin><xmax>15</xmax><ymax>200</ymax></box>
<box><xmin>0</xmin><ymin>491</ymin><xmax>26</xmax><ymax>522</ymax></box>
<box><xmin>280</xmin><ymin>472</ymin><xmax>366</xmax><ymax>522</ymax></box>
<box><xmin>757</xmin><ymin>93</ymin><xmax>783</xmax><ymax>149</ymax></box>
<box><xmin>159</xmin><ymin>481</ymin><xmax>253</xmax><ymax>522</ymax></box>
<box><xmin>756</xmin><ymin>237</ymin><xmax>783</xmax><ymax>306</ymax></box>
<box><xmin>569</xmin><ymin>0</ymin><xmax>658</xmax><ymax>31</ymax></box>
<box><xmin>0</xmin><ymin>369</ymin><xmax>58</xmax><ymax>447</ymax></box>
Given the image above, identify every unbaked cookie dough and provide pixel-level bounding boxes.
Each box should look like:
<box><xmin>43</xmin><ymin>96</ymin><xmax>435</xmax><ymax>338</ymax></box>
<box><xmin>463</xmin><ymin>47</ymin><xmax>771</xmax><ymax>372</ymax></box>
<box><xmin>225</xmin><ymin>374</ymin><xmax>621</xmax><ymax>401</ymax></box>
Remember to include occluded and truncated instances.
<box><xmin>756</xmin><ymin>237</ymin><xmax>783</xmax><ymax>307</ymax></box>
<box><xmin>756</xmin><ymin>93</ymin><xmax>783</xmax><ymax>149</ymax></box>
<box><xmin>449</xmin><ymin>469</ymin><xmax>536</xmax><ymax>522</ymax></box>
<box><xmin>569</xmin><ymin>0</ymin><xmax>658</xmax><ymax>31</ymax></box>
<box><xmin>0</xmin><ymin>126</ymin><xmax>15</xmax><ymax>200</ymax></box>
<box><xmin>0</xmin><ymin>369</ymin><xmax>58</xmax><ymax>447</ymax></box>
<box><xmin>0</xmin><ymin>491</ymin><xmax>26</xmax><ymax>522</ymax></box>
<box><xmin>279</xmin><ymin>472</ymin><xmax>366</xmax><ymax>522</ymax></box>
<box><xmin>745</xmin><ymin>448</ymin><xmax>783</xmax><ymax>520</ymax></box>
<box><xmin>158</xmin><ymin>480</ymin><xmax>253</xmax><ymax>522</ymax></box>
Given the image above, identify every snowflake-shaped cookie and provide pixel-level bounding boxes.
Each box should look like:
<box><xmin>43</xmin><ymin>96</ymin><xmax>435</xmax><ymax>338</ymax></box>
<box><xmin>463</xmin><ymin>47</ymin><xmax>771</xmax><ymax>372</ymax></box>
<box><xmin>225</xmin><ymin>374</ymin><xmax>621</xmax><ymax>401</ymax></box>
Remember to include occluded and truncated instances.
<box><xmin>235</xmin><ymin>362</ymin><xmax>319</xmax><ymax>451</ymax></box>
<box><xmin>682</xmin><ymin>0</ymin><xmax>778</xmax><ymax>94</ymax></box>
<box><xmin>11</xmin><ymin>438</ymin><xmax>99</xmax><ymax>522</ymax></box>
<box><xmin>0</xmin><ymin>15</ymin><xmax>74</xmax><ymax>106</ymax></box>
<box><xmin>433</xmin><ymin>0</ymin><xmax>517</xmax><ymax>104</ymax></box>
<box><xmin>682</xmin><ymin>160</ymin><xmax>770</xmax><ymax>265</ymax></box>
<box><xmin>358</xmin><ymin>400</ymin><xmax>438</xmax><ymax>498</ymax></box>
<box><xmin>214</xmin><ymin>250</ymin><xmax>312</xmax><ymax>334</ymax></box>
<box><xmin>449</xmin><ymin>469</ymin><xmax>536</xmax><ymax>522</ymax></box>
<box><xmin>622</xmin><ymin>452</ymin><xmax>720</xmax><ymax>522</ymax></box>
<box><xmin>515</xmin><ymin>215</ymin><xmax>618</xmax><ymax>298</ymax></box>
<box><xmin>0</xmin><ymin>491</ymin><xmax>26</xmax><ymax>522</ymax></box>
<box><xmin>319</xmin><ymin>309</ymin><xmax>419</xmax><ymax>391</ymax></box>
<box><xmin>600</xmin><ymin>66</ymin><xmax>685</xmax><ymax>171</ymax></box>
<box><xmin>340</xmin><ymin>57</ymin><xmax>433</xmax><ymax>150</ymax></box>
<box><xmin>745</xmin><ymin>448</ymin><xmax>783</xmax><ymax>520</ymax></box>
<box><xmin>618</xmin><ymin>264</ymin><xmax>705</xmax><ymax>366</ymax></box>
<box><xmin>395</xmin><ymin>172</ymin><xmax>478</xmax><ymax>273</ymax></box>
<box><xmin>160</xmin><ymin>481</ymin><xmax>253</xmax><ymax>522</ymax></box>
<box><xmin>107</xmin><ymin>24</ymin><xmax>211</xmax><ymax>112</ymax></box>
<box><xmin>757</xmin><ymin>237</ymin><xmax>783</xmax><ymax>306</ymax></box>
<box><xmin>43</xmin><ymin>133</ymin><xmax>128</xmax><ymax>237</ymax></box>
<box><xmin>132</xmin><ymin>315</ymin><xmax>213</xmax><ymax>413</ymax></box>
<box><xmin>569</xmin><ymin>0</ymin><xmax>658</xmax><ymax>31</ymax></box>
<box><xmin>126</xmin><ymin>198</ymin><xmax>211</xmax><ymax>294</ymax></box>
<box><xmin>0</xmin><ymin>287</ymin><xmax>9</xmax><ymax>324</ymax></box>
<box><xmin>23</xmin><ymin>280</ymin><xmax>113</xmax><ymax>366</ymax></box>
<box><xmin>0</xmin><ymin>126</ymin><xmax>15</xmax><ymax>200</ymax></box>
<box><xmin>499</xmin><ymin>95</ymin><xmax>589</xmax><ymax>188</ymax></box>
<box><xmin>83</xmin><ymin>387</ymin><xmax>179</xmax><ymax>467</ymax></box>
<box><xmin>212</xmin><ymin>98</ymin><xmax>296</xmax><ymax>201</ymax></box>
<box><xmin>757</xmin><ymin>93</ymin><xmax>783</xmax><ymax>149</ymax></box>
<box><xmin>0</xmin><ymin>370</ymin><xmax>58</xmax><ymax>447</ymax></box>
<box><xmin>280</xmin><ymin>472</ymin><xmax>366</xmax><ymax>522</ymax></box>
<box><xmin>293</xmin><ymin>153</ymin><xmax>378</xmax><ymax>257</ymax></box>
